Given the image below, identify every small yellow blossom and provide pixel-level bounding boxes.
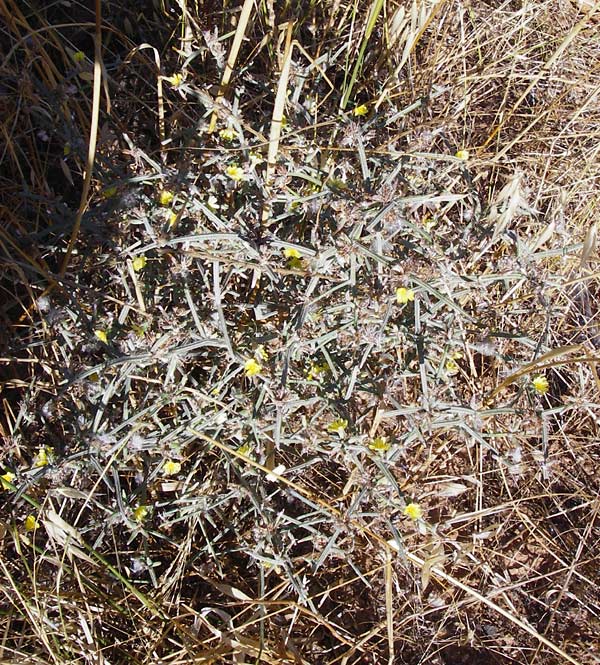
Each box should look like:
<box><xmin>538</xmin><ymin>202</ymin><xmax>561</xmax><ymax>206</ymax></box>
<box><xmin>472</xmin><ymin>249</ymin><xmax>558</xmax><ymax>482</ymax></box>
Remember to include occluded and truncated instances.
<box><xmin>63</xmin><ymin>143</ymin><xmax>71</xmax><ymax>156</ymax></box>
<box><xmin>33</xmin><ymin>447</ymin><xmax>52</xmax><ymax>468</ymax></box>
<box><xmin>445</xmin><ymin>353</ymin><xmax>463</xmax><ymax>376</ymax></box>
<box><xmin>353</xmin><ymin>104</ymin><xmax>368</xmax><ymax>117</ymax></box>
<box><xmin>226</xmin><ymin>165</ymin><xmax>245</xmax><ymax>181</ymax></box>
<box><xmin>168</xmin><ymin>211</ymin><xmax>178</xmax><ymax>227</ymax></box>
<box><xmin>219</xmin><ymin>128</ymin><xmax>236</xmax><ymax>142</ymax></box>
<box><xmin>244</xmin><ymin>358</ymin><xmax>262</xmax><ymax>377</ymax></box>
<box><xmin>166</xmin><ymin>72</ymin><xmax>184</xmax><ymax>87</ymax></box>
<box><xmin>403</xmin><ymin>502</ymin><xmax>423</xmax><ymax>520</ymax></box>
<box><xmin>445</xmin><ymin>358</ymin><xmax>460</xmax><ymax>375</ymax></box>
<box><xmin>1</xmin><ymin>471</ymin><xmax>16</xmax><ymax>490</ymax></box>
<box><xmin>133</xmin><ymin>505</ymin><xmax>149</xmax><ymax>522</ymax></box>
<box><xmin>455</xmin><ymin>149</ymin><xmax>470</xmax><ymax>160</ymax></box>
<box><xmin>237</xmin><ymin>443</ymin><xmax>252</xmax><ymax>456</ymax></box>
<box><xmin>72</xmin><ymin>51</ymin><xmax>85</xmax><ymax>64</ymax></box>
<box><xmin>94</xmin><ymin>329</ymin><xmax>108</xmax><ymax>344</ymax></box>
<box><xmin>256</xmin><ymin>345</ymin><xmax>269</xmax><ymax>361</ymax></box>
<box><xmin>159</xmin><ymin>190</ymin><xmax>174</xmax><ymax>206</ymax></box>
<box><xmin>24</xmin><ymin>515</ymin><xmax>40</xmax><ymax>531</ymax></box>
<box><xmin>532</xmin><ymin>375</ymin><xmax>549</xmax><ymax>395</ymax></box>
<box><xmin>283</xmin><ymin>247</ymin><xmax>304</xmax><ymax>268</ymax></box>
<box><xmin>307</xmin><ymin>362</ymin><xmax>328</xmax><ymax>381</ymax></box>
<box><xmin>396</xmin><ymin>287</ymin><xmax>415</xmax><ymax>304</ymax></box>
<box><xmin>132</xmin><ymin>255</ymin><xmax>147</xmax><ymax>272</ymax></box>
<box><xmin>369</xmin><ymin>436</ymin><xmax>391</xmax><ymax>452</ymax></box>
<box><xmin>163</xmin><ymin>460</ymin><xmax>182</xmax><ymax>476</ymax></box>
<box><xmin>327</xmin><ymin>418</ymin><xmax>348</xmax><ymax>435</ymax></box>
<box><xmin>422</xmin><ymin>216</ymin><xmax>437</xmax><ymax>232</ymax></box>
<box><xmin>102</xmin><ymin>186</ymin><xmax>117</xmax><ymax>199</ymax></box>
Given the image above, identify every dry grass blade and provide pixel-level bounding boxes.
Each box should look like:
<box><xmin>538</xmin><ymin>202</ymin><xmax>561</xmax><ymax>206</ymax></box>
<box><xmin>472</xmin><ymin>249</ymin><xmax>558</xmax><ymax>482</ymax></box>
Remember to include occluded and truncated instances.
<box><xmin>399</xmin><ymin>547</ymin><xmax>586</xmax><ymax>665</ymax></box>
<box><xmin>580</xmin><ymin>222</ymin><xmax>597</xmax><ymax>267</ymax></box>
<box><xmin>208</xmin><ymin>0</ymin><xmax>255</xmax><ymax>134</ymax></box>
<box><xmin>59</xmin><ymin>0</ymin><xmax>102</xmax><ymax>277</ymax></box>
<box><xmin>483</xmin><ymin>3</ymin><xmax>600</xmax><ymax>154</ymax></box>
<box><xmin>263</xmin><ymin>21</ymin><xmax>294</xmax><ymax>206</ymax></box>
<box><xmin>385</xmin><ymin>549</ymin><xmax>394</xmax><ymax>665</ymax></box>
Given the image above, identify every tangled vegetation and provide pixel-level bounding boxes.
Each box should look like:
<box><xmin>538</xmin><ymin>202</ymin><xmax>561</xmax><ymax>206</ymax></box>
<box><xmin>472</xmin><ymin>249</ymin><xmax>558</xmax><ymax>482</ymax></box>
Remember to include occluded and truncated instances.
<box><xmin>1</xmin><ymin>1</ymin><xmax>600</xmax><ymax>663</ymax></box>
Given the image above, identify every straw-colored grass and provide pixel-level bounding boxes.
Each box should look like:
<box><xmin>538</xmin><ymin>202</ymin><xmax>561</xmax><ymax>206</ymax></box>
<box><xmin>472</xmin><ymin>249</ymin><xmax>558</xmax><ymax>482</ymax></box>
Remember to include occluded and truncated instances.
<box><xmin>1</xmin><ymin>1</ymin><xmax>599</xmax><ymax>663</ymax></box>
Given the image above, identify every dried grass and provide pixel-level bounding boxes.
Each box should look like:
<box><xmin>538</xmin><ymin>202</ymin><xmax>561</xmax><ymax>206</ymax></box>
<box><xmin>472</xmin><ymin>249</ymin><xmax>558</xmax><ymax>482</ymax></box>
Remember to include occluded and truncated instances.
<box><xmin>1</xmin><ymin>1</ymin><xmax>600</xmax><ymax>663</ymax></box>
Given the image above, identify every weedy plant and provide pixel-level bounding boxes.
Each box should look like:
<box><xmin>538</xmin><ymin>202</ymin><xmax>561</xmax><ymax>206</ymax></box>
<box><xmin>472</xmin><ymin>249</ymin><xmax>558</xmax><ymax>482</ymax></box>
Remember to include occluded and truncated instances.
<box><xmin>1</xmin><ymin>0</ymin><xmax>600</xmax><ymax>663</ymax></box>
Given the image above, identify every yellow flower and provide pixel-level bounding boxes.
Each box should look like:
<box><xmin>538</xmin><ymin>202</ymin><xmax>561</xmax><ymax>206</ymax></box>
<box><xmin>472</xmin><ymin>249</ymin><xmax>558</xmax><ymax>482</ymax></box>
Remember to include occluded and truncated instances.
<box><xmin>168</xmin><ymin>210</ymin><xmax>178</xmax><ymax>227</ymax></box>
<box><xmin>445</xmin><ymin>351</ymin><xmax>463</xmax><ymax>375</ymax></box>
<box><xmin>72</xmin><ymin>51</ymin><xmax>85</xmax><ymax>64</ymax></box>
<box><xmin>166</xmin><ymin>72</ymin><xmax>184</xmax><ymax>87</ymax></box>
<box><xmin>244</xmin><ymin>358</ymin><xmax>262</xmax><ymax>377</ymax></box>
<box><xmin>445</xmin><ymin>358</ymin><xmax>460</xmax><ymax>375</ymax></box>
<box><xmin>226</xmin><ymin>165</ymin><xmax>245</xmax><ymax>181</ymax></box>
<box><xmin>396</xmin><ymin>287</ymin><xmax>415</xmax><ymax>304</ymax></box>
<box><xmin>33</xmin><ymin>447</ymin><xmax>52</xmax><ymax>468</ymax></box>
<box><xmin>94</xmin><ymin>329</ymin><xmax>108</xmax><ymax>344</ymax></box>
<box><xmin>369</xmin><ymin>436</ymin><xmax>390</xmax><ymax>452</ymax></box>
<box><xmin>63</xmin><ymin>143</ymin><xmax>71</xmax><ymax>156</ymax></box>
<box><xmin>237</xmin><ymin>443</ymin><xmax>252</xmax><ymax>456</ymax></box>
<box><xmin>219</xmin><ymin>128</ymin><xmax>236</xmax><ymax>142</ymax></box>
<box><xmin>283</xmin><ymin>247</ymin><xmax>304</xmax><ymax>268</ymax></box>
<box><xmin>327</xmin><ymin>418</ymin><xmax>348</xmax><ymax>435</ymax></box>
<box><xmin>353</xmin><ymin>104</ymin><xmax>368</xmax><ymax>117</ymax></box>
<box><xmin>132</xmin><ymin>255</ymin><xmax>147</xmax><ymax>272</ymax></box>
<box><xmin>455</xmin><ymin>149</ymin><xmax>470</xmax><ymax>160</ymax></box>
<box><xmin>532</xmin><ymin>375</ymin><xmax>549</xmax><ymax>395</ymax></box>
<box><xmin>1</xmin><ymin>471</ymin><xmax>16</xmax><ymax>490</ymax></box>
<box><xmin>102</xmin><ymin>186</ymin><xmax>117</xmax><ymax>199</ymax></box>
<box><xmin>256</xmin><ymin>345</ymin><xmax>269</xmax><ymax>361</ymax></box>
<box><xmin>159</xmin><ymin>190</ymin><xmax>174</xmax><ymax>206</ymax></box>
<box><xmin>403</xmin><ymin>502</ymin><xmax>423</xmax><ymax>520</ymax></box>
<box><xmin>133</xmin><ymin>505</ymin><xmax>149</xmax><ymax>522</ymax></box>
<box><xmin>24</xmin><ymin>515</ymin><xmax>40</xmax><ymax>531</ymax></box>
<box><xmin>307</xmin><ymin>362</ymin><xmax>328</xmax><ymax>381</ymax></box>
<box><xmin>422</xmin><ymin>216</ymin><xmax>437</xmax><ymax>232</ymax></box>
<box><xmin>162</xmin><ymin>460</ymin><xmax>182</xmax><ymax>476</ymax></box>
